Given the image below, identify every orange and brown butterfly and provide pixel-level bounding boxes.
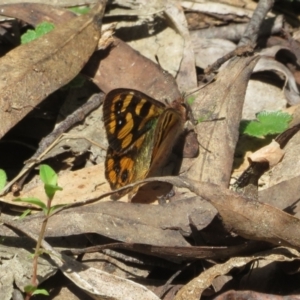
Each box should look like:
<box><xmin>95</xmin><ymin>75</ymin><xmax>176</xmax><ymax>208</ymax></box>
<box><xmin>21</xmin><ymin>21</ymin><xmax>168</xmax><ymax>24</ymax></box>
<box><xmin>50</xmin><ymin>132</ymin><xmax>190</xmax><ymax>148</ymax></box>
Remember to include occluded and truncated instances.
<box><xmin>103</xmin><ymin>88</ymin><xmax>187</xmax><ymax>199</ymax></box>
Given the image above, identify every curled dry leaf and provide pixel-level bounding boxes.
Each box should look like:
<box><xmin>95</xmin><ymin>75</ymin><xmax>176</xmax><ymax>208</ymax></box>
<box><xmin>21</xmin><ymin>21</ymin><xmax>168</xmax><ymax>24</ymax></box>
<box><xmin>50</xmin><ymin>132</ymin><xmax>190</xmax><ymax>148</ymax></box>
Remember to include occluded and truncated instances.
<box><xmin>189</xmin><ymin>55</ymin><xmax>259</xmax><ymax>187</ymax></box>
<box><xmin>175</xmin><ymin>247</ymin><xmax>300</xmax><ymax>300</ymax></box>
<box><xmin>133</xmin><ymin>176</ymin><xmax>300</xmax><ymax>250</ymax></box>
<box><xmin>254</xmin><ymin>56</ymin><xmax>300</xmax><ymax>105</ymax></box>
<box><xmin>248</xmin><ymin>139</ymin><xmax>285</xmax><ymax>168</ymax></box>
<box><xmin>0</xmin><ymin>1</ymin><xmax>105</xmax><ymax>138</ymax></box>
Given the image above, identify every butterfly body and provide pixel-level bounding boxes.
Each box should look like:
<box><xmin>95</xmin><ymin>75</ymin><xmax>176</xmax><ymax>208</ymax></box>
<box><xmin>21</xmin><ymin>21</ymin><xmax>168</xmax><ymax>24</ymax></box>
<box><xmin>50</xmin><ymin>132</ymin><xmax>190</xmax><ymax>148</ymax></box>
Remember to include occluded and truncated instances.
<box><xmin>103</xmin><ymin>88</ymin><xmax>186</xmax><ymax>199</ymax></box>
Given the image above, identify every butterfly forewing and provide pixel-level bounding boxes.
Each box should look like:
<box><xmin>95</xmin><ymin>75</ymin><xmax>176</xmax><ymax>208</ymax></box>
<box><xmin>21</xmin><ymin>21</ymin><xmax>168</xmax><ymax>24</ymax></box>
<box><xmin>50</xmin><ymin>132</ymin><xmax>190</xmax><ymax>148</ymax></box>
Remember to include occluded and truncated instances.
<box><xmin>103</xmin><ymin>89</ymin><xmax>165</xmax><ymax>153</ymax></box>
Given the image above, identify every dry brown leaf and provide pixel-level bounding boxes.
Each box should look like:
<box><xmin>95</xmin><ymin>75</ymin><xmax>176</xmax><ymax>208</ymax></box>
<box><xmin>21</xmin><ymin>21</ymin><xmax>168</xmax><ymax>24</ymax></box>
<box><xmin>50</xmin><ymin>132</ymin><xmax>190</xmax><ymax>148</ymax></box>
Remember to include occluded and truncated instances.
<box><xmin>0</xmin><ymin>1</ymin><xmax>105</xmax><ymax>138</ymax></box>
<box><xmin>82</xmin><ymin>37</ymin><xmax>182</xmax><ymax>101</ymax></box>
<box><xmin>0</xmin><ymin>3</ymin><xmax>75</xmax><ymax>24</ymax></box>
<box><xmin>0</xmin><ymin>221</ymin><xmax>161</xmax><ymax>300</ymax></box>
<box><xmin>42</xmin><ymin>240</ymin><xmax>161</xmax><ymax>300</ymax></box>
<box><xmin>0</xmin><ymin>196</ymin><xmax>216</xmax><ymax>247</ymax></box>
<box><xmin>175</xmin><ymin>247</ymin><xmax>300</xmax><ymax>300</ymax></box>
<box><xmin>135</xmin><ymin>176</ymin><xmax>300</xmax><ymax>249</ymax></box>
<box><xmin>259</xmin><ymin>175</ymin><xmax>300</xmax><ymax>216</ymax></box>
<box><xmin>189</xmin><ymin>55</ymin><xmax>259</xmax><ymax>187</ymax></box>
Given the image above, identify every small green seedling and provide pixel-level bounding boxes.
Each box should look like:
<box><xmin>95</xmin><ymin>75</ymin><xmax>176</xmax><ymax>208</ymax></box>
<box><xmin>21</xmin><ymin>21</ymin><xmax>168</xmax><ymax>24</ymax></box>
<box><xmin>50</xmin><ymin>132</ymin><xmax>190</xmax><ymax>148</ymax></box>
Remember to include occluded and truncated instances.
<box><xmin>239</xmin><ymin>111</ymin><xmax>292</xmax><ymax>138</ymax></box>
<box><xmin>13</xmin><ymin>165</ymin><xmax>63</xmax><ymax>299</ymax></box>
<box><xmin>14</xmin><ymin>165</ymin><xmax>63</xmax><ymax>214</ymax></box>
<box><xmin>21</xmin><ymin>22</ymin><xmax>55</xmax><ymax>44</ymax></box>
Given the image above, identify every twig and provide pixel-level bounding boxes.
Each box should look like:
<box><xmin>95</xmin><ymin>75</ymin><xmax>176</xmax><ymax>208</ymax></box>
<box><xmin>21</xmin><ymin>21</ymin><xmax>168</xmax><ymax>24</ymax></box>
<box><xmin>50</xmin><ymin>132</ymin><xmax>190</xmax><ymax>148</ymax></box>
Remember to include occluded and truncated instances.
<box><xmin>205</xmin><ymin>0</ymin><xmax>275</xmax><ymax>76</ymax></box>
<box><xmin>0</xmin><ymin>92</ymin><xmax>105</xmax><ymax>195</ymax></box>
<box><xmin>204</xmin><ymin>45</ymin><xmax>254</xmax><ymax>75</ymax></box>
<box><xmin>238</xmin><ymin>0</ymin><xmax>275</xmax><ymax>46</ymax></box>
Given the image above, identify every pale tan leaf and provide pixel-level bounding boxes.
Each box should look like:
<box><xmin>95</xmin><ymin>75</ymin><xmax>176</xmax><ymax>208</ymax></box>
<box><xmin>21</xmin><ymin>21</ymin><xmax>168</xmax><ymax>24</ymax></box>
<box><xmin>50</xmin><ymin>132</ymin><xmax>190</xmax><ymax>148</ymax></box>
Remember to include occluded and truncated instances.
<box><xmin>249</xmin><ymin>139</ymin><xmax>285</xmax><ymax>168</ymax></box>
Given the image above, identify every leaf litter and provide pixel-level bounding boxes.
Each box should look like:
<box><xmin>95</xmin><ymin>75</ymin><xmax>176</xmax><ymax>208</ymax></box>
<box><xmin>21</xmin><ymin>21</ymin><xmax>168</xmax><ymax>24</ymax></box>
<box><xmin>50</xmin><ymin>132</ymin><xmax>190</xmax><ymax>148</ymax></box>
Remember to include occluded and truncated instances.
<box><xmin>0</xmin><ymin>0</ymin><xmax>300</xmax><ymax>299</ymax></box>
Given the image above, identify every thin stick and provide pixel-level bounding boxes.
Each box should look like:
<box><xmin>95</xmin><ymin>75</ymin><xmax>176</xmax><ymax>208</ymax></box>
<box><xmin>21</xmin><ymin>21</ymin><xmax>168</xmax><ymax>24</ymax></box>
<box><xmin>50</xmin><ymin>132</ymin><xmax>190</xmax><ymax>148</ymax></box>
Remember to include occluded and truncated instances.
<box><xmin>239</xmin><ymin>0</ymin><xmax>275</xmax><ymax>46</ymax></box>
<box><xmin>0</xmin><ymin>93</ymin><xmax>104</xmax><ymax>195</ymax></box>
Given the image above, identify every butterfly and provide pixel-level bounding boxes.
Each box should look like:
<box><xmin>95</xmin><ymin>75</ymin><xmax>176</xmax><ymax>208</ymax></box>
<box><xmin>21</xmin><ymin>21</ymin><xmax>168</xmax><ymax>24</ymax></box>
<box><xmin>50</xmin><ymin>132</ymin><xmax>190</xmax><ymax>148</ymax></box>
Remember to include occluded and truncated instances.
<box><xmin>103</xmin><ymin>88</ymin><xmax>187</xmax><ymax>199</ymax></box>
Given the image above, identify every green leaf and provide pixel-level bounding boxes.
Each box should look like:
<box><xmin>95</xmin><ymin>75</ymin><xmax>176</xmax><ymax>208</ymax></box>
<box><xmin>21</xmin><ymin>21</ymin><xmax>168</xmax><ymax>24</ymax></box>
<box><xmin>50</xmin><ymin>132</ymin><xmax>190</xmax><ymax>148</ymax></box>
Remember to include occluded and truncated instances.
<box><xmin>19</xmin><ymin>209</ymin><xmax>32</xmax><ymax>219</ymax></box>
<box><xmin>32</xmin><ymin>288</ymin><xmax>49</xmax><ymax>296</ymax></box>
<box><xmin>13</xmin><ymin>197</ymin><xmax>47</xmax><ymax>211</ymax></box>
<box><xmin>40</xmin><ymin>165</ymin><xmax>57</xmax><ymax>186</ymax></box>
<box><xmin>240</xmin><ymin>111</ymin><xmax>293</xmax><ymax>137</ymax></box>
<box><xmin>0</xmin><ymin>169</ymin><xmax>7</xmax><ymax>191</ymax></box>
<box><xmin>21</xmin><ymin>22</ymin><xmax>55</xmax><ymax>44</ymax></box>
<box><xmin>24</xmin><ymin>285</ymin><xmax>36</xmax><ymax>293</ymax></box>
<box><xmin>44</xmin><ymin>183</ymin><xmax>63</xmax><ymax>199</ymax></box>
<box><xmin>48</xmin><ymin>204</ymin><xmax>66</xmax><ymax>215</ymax></box>
<box><xmin>68</xmin><ymin>7</ymin><xmax>90</xmax><ymax>14</ymax></box>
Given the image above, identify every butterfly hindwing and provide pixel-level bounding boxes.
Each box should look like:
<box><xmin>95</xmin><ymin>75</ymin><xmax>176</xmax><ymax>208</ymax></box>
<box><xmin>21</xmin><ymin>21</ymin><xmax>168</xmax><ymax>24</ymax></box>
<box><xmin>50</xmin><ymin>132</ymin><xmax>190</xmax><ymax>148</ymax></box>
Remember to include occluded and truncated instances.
<box><xmin>105</xmin><ymin>128</ymin><xmax>156</xmax><ymax>198</ymax></box>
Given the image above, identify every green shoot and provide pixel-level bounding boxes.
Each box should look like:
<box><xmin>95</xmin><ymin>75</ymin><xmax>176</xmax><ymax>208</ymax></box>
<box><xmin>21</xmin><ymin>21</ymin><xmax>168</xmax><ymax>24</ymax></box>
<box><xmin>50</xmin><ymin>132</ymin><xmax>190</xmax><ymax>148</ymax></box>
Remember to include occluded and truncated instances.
<box><xmin>13</xmin><ymin>164</ymin><xmax>63</xmax><ymax>300</ymax></box>
<box><xmin>21</xmin><ymin>22</ymin><xmax>55</xmax><ymax>44</ymax></box>
<box><xmin>19</xmin><ymin>209</ymin><xmax>32</xmax><ymax>220</ymax></box>
<box><xmin>0</xmin><ymin>169</ymin><xmax>7</xmax><ymax>191</ymax></box>
<box><xmin>240</xmin><ymin>111</ymin><xmax>292</xmax><ymax>138</ymax></box>
<box><xmin>39</xmin><ymin>164</ymin><xmax>63</xmax><ymax>199</ymax></box>
<box><xmin>24</xmin><ymin>285</ymin><xmax>49</xmax><ymax>296</ymax></box>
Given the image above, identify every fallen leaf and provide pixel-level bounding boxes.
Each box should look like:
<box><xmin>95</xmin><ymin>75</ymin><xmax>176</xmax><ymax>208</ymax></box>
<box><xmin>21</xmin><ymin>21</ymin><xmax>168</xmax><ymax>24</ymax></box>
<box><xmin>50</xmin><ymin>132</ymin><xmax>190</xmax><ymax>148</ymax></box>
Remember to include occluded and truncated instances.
<box><xmin>128</xmin><ymin>176</ymin><xmax>300</xmax><ymax>249</ymax></box>
<box><xmin>175</xmin><ymin>247</ymin><xmax>300</xmax><ymax>300</ymax></box>
<box><xmin>189</xmin><ymin>55</ymin><xmax>259</xmax><ymax>187</ymax></box>
<box><xmin>82</xmin><ymin>37</ymin><xmax>182</xmax><ymax>102</ymax></box>
<box><xmin>0</xmin><ymin>1</ymin><xmax>105</xmax><ymax>138</ymax></box>
<box><xmin>249</xmin><ymin>139</ymin><xmax>285</xmax><ymax>168</ymax></box>
<box><xmin>0</xmin><ymin>196</ymin><xmax>217</xmax><ymax>247</ymax></box>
